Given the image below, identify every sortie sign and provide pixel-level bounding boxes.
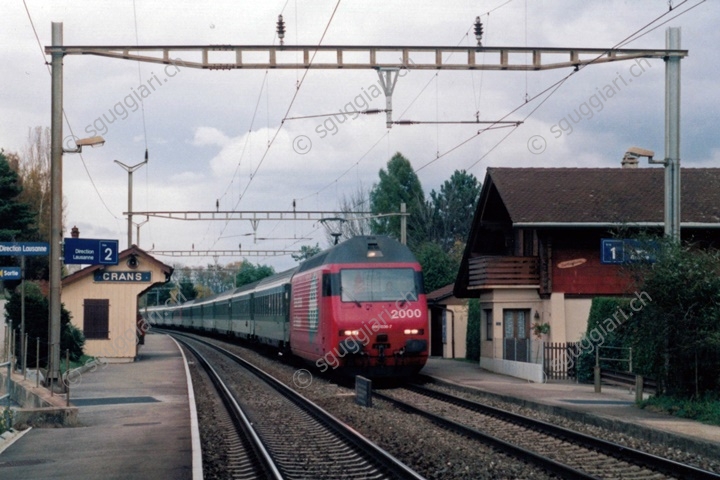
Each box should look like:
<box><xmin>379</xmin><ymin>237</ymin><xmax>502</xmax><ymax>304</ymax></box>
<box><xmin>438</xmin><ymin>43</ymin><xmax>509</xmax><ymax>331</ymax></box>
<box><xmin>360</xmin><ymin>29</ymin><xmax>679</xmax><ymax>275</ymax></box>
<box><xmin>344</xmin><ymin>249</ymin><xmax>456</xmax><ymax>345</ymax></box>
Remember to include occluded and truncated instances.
<box><xmin>0</xmin><ymin>267</ymin><xmax>22</xmax><ymax>280</ymax></box>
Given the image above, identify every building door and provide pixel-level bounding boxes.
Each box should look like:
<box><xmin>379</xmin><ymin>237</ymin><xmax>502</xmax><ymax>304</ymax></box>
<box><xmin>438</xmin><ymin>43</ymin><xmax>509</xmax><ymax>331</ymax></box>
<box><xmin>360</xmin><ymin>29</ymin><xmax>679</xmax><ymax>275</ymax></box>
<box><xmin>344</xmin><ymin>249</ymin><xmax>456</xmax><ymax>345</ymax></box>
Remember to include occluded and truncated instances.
<box><xmin>430</xmin><ymin>307</ymin><xmax>444</xmax><ymax>356</ymax></box>
<box><xmin>503</xmin><ymin>309</ymin><xmax>530</xmax><ymax>362</ymax></box>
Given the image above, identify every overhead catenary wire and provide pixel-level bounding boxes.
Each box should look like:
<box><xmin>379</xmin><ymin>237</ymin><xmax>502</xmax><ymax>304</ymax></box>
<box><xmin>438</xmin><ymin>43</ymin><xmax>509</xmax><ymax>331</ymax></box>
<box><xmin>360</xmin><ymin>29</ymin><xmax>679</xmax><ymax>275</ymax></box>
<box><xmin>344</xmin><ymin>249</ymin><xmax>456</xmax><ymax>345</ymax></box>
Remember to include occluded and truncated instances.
<box><xmin>21</xmin><ymin>0</ymin><xmax>120</xmax><ymax>223</ymax></box>
<box><xmin>211</xmin><ymin>0</ymin><xmax>344</xmax><ymax>250</ymax></box>
<box><xmin>413</xmin><ymin>0</ymin><xmax>703</xmax><ymax>174</ymax></box>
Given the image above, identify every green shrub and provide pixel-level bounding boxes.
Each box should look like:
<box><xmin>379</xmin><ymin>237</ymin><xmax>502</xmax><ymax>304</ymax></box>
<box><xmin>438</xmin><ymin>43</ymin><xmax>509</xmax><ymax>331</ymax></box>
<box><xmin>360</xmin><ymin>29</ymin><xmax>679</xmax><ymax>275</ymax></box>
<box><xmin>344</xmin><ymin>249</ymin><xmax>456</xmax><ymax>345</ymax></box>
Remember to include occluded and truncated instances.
<box><xmin>640</xmin><ymin>394</ymin><xmax>720</xmax><ymax>426</ymax></box>
<box><xmin>4</xmin><ymin>281</ymin><xmax>84</xmax><ymax>368</ymax></box>
<box><xmin>575</xmin><ymin>297</ymin><xmax>631</xmax><ymax>383</ymax></box>
<box><xmin>466</xmin><ymin>298</ymin><xmax>480</xmax><ymax>361</ymax></box>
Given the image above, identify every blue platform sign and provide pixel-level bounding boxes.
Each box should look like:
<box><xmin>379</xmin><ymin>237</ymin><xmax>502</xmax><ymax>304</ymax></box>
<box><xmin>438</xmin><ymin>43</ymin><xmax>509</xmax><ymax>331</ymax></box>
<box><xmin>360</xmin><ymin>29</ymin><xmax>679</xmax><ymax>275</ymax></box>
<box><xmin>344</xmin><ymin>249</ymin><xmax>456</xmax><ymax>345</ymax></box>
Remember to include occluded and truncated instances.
<box><xmin>601</xmin><ymin>239</ymin><xmax>657</xmax><ymax>264</ymax></box>
<box><xmin>0</xmin><ymin>242</ymin><xmax>49</xmax><ymax>256</ymax></box>
<box><xmin>64</xmin><ymin>238</ymin><xmax>119</xmax><ymax>265</ymax></box>
<box><xmin>0</xmin><ymin>267</ymin><xmax>22</xmax><ymax>280</ymax></box>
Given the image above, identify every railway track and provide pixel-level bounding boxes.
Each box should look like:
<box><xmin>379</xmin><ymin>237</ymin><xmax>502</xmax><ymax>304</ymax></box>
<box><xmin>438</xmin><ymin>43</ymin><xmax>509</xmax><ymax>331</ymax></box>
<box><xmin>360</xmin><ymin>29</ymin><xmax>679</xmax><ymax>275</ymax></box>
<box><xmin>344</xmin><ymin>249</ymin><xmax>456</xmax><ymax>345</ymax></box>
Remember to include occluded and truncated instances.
<box><xmin>375</xmin><ymin>384</ymin><xmax>720</xmax><ymax>480</ymax></box>
<box><xmin>173</xmin><ymin>332</ymin><xmax>425</xmax><ymax>480</ymax></box>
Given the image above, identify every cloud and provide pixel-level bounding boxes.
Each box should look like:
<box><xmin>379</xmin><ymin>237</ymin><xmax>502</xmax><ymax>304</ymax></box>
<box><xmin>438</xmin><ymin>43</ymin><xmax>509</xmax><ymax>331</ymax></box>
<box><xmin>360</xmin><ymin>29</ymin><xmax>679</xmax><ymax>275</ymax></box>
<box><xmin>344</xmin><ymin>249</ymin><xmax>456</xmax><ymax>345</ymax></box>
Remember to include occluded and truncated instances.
<box><xmin>191</xmin><ymin>126</ymin><xmax>231</xmax><ymax>147</ymax></box>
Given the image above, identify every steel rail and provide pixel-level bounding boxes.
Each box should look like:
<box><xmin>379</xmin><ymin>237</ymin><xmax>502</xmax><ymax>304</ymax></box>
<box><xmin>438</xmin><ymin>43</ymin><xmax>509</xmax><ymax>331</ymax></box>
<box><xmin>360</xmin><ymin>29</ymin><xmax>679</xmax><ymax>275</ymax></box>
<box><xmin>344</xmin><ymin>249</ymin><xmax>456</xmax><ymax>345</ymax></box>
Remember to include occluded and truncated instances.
<box><xmin>403</xmin><ymin>384</ymin><xmax>720</xmax><ymax>480</ymax></box>
<box><xmin>178</xmin><ymin>337</ymin><xmax>285</xmax><ymax>480</ymax></box>
<box><xmin>373</xmin><ymin>390</ymin><xmax>598</xmax><ymax>480</ymax></box>
<box><xmin>170</xmin><ymin>331</ymin><xmax>426</xmax><ymax>480</ymax></box>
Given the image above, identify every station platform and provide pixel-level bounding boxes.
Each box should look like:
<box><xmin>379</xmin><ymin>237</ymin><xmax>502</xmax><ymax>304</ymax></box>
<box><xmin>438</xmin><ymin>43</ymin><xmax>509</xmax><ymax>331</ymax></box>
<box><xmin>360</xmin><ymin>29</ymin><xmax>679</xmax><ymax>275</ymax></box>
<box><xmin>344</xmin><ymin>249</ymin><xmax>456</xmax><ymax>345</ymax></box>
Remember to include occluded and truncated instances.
<box><xmin>0</xmin><ymin>334</ymin><xmax>200</xmax><ymax>480</ymax></box>
<box><xmin>420</xmin><ymin>357</ymin><xmax>720</xmax><ymax>457</ymax></box>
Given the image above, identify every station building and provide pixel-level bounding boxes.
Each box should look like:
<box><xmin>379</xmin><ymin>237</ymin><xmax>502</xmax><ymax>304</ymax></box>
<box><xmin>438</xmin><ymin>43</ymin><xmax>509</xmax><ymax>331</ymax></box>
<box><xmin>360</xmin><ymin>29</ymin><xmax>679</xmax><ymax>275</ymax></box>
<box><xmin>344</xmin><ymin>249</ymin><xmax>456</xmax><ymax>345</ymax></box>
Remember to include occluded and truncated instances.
<box><xmin>427</xmin><ymin>283</ymin><xmax>468</xmax><ymax>359</ymax></box>
<box><xmin>454</xmin><ymin>165</ymin><xmax>720</xmax><ymax>381</ymax></box>
<box><xmin>62</xmin><ymin>245</ymin><xmax>173</xmax><ymax>362</ymax></box>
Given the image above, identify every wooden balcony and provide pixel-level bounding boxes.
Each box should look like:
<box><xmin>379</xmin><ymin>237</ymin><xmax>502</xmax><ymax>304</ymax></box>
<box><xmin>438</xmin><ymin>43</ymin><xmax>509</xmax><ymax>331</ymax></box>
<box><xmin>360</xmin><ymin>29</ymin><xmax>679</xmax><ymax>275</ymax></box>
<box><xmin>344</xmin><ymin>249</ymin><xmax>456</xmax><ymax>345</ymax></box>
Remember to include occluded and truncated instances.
<box><xmin>468</xmin><ymin>256</ymin><xmax>540</xmax><ymax>289</ymax></box>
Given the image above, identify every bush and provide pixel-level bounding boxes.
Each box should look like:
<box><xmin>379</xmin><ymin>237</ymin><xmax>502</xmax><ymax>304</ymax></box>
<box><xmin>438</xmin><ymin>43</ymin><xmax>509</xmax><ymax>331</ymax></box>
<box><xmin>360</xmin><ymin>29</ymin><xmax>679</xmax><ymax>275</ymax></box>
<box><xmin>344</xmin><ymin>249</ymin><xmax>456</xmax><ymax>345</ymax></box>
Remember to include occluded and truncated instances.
<box><xmin>466</xmin><ymin>299</ymin><xmax>481</xmax><ymax>361</ymax></box>
<box><xmin>626</xmin><ymin>240</ymin><xmax>720</xmax><ymax>396</ymax></box>
<box><xmin>575</xmin><ymin>297</ymin><xmax>631</xmax><ymax>383</ymax></box>
<box><xmin>4</xmin><ymin>281</ymin><xmax>84</xmax><ymax>368</ymax></box>
<box><xmin>640</xmin><ymin>394</ymin><xmax>720</xmax><ymax>426</ymax></box>
<box><xmin>61</xmin><ymin>322</ymin><xmax>85</xmax><ymax>362</ymax></box>
<box><xmin>0</xmin><ymin>407</ymin><xmax>12</xmax><ymax>434</ymax></box>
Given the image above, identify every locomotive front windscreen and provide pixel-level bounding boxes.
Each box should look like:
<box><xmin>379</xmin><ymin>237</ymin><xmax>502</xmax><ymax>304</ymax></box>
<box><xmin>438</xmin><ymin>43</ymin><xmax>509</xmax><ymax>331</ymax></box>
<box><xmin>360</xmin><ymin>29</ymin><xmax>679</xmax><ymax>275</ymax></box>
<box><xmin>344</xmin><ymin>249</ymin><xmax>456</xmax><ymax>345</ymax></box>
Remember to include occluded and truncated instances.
<box><xmin>340</xmin><ymin>268</ymin><xmax>418</xmax><ymax>303</ymax></box>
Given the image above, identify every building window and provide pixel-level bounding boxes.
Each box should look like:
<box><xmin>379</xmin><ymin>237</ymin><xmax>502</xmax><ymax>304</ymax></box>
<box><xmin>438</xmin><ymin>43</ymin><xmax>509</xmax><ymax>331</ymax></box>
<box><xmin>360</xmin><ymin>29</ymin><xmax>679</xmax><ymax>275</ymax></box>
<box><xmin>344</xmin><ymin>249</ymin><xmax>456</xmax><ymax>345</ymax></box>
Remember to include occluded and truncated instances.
<box><xmin>483</xmin><ymin>309</ymin><xmax>493</xmax><ymax>341</ymax></box>
<box><xmin>83</xmin><ymin>299</ymin><xmax>110</xmax><ymax>339</ymax></box>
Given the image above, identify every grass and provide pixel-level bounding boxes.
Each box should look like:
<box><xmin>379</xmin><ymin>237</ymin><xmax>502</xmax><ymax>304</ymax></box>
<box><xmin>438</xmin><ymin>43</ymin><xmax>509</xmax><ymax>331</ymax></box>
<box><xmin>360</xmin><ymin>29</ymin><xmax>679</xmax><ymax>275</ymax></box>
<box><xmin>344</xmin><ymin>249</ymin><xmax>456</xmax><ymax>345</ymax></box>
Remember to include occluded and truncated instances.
<box><xmin>639</xmin><ymin>394</ymin><xmax>720</xmax><ymax>426</ymax></box>
<box><xmin>58</xmin><ymin>354</ymin><xmax>97</xmax><ymax>375</ymax></box>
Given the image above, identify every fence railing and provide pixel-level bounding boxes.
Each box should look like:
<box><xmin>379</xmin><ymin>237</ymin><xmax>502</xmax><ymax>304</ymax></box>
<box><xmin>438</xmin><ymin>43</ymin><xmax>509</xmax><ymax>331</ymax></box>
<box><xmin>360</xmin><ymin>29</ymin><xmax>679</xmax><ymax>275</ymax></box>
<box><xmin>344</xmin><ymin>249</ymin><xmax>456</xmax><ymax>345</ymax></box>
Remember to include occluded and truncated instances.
<box><xmin>543</xmin><ymin>342</ymin><xmax>580</xmax><ymax>380</ymax></box>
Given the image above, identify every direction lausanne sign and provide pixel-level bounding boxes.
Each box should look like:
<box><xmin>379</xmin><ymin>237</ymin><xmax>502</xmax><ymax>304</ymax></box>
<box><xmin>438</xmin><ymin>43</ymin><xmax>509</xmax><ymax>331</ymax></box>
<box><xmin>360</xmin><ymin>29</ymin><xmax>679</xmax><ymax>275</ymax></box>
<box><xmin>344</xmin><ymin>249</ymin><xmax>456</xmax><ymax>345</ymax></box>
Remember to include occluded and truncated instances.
<box><xmin>0</xmin><ymin>242</ymin><xmax>50</xmax><ymax>256</ymax></box>
<box><xmin>64</xmin><ymin>238</ymin><xmax>119</xmax><ymax>265</ymax></box>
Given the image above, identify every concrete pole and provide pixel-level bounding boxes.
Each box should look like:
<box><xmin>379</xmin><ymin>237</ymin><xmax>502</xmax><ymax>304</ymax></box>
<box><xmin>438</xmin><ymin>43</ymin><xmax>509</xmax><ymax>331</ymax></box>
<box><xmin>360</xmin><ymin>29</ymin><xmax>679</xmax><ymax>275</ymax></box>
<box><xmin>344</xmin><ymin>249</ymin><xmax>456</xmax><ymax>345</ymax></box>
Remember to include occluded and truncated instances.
<box><xmin>20</xmin><ymin>256</ymin><xmax>26</xmax><ymax>375</ymax></box>
<box><xmin>377</xmin><ymin>68</ymin><xmax>399</xmax><ymax>128</ymax></box>
<box><xmin>115</xmin><ymin>150</ymin><xmax>148</xmax><ymax>249</ymax></box>
<box><xmin>49</xmin><ymin>22</ymin><xmax>64</xmax><ymax>385</ymax></box>
<box><xmin>400</xmin><ymin>202</ymin><xmax>407</xmax><ymax>245</ymax></box>
<box><xmin>665</xmin><ymin>27</ymin><xmax>681</xmax><ymax>242</ymax></box>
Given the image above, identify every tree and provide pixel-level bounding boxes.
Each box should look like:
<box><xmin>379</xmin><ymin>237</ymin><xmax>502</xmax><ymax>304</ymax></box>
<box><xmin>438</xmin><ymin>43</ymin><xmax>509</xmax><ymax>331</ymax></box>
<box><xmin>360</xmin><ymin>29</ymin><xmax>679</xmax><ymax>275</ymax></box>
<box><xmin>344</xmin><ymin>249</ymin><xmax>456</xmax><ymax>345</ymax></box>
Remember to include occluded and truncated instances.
<box><xmin>413</xmin><ymin>242</ymin><xmax>459</xmax><ymax>293</ymax></box>
<box><xmin>178</xmin><ymin>279</ymin><xmax>197</xmax><ymax>302</ymax></box>
<box><xmin>429</xmin><ymin>170</ymin><xmax>481</xmax><ymax>251</ymax></box>
<box><xmin>0</xmin><ymin>150</ymin><xmax>41</xmax><ymax>289</ymax></box>
<box><xmin>235</xmin><ymin>260</ymin><xmax>275</xmax><ymax>288</ymax></box>
<box><xmin>370</xmin><ymin>152</ymin><xmax>426</xmax><ymax>246</ymax></box>
<box><xmin>625</xmin><ymin>239</ymin><xmax>720</xmax><ymax>397</ymax></box>
<box><xmin>193</xmin><ymin>263</ymin><xmax>236</xmax><ymax>294</ymax></box>
<box><xmin>0</xmin><ymin>151</ymin><xmax>38</xmax><ymax>242</ymax></box>
<box><xmin>18</xmin><ymin>127</ymin><xmax>52</xmax><ymax>242</ymax></box>
<box><xmin>292</xmin><ymin>243</ymin><xmax>322</xmax><ymax>262</ymax></box>
<box><xmin>328</xmin><ymin>185</ymin><xmax>373</xmax><ymax>243</ymax></box>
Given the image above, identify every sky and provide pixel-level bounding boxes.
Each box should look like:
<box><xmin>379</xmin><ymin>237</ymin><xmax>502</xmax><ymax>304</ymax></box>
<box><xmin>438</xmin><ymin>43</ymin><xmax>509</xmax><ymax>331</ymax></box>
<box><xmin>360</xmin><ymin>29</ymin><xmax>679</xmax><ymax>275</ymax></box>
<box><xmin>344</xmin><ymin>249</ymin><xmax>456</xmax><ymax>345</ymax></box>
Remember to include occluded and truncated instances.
<box><xmin>1</xmin><ymin>0</ymin><xmax>718</xmax><ymax>273</ymax></box>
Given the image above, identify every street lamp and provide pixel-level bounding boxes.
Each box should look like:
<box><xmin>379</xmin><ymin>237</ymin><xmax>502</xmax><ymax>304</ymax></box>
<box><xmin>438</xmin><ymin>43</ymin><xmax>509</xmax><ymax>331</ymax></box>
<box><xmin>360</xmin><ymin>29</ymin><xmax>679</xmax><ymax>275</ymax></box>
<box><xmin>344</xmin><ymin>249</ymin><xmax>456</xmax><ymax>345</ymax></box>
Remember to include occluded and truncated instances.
<box><xmin>49</xmin><ymin>135</ymin><xmax>106</xmax><ymax>386</ymax></box>
<box><xmin>63</xmin><ymin>135</ymin><xmax>105</xmax><ymax>153</ymax></box>
<box><xmin>115</xmin><ymin>149</ymin><xmax>148</xmax><ymax>249</ymax></box>
<box><xmin>50</xmin><ymin>18</ymin><xmax>107</xmax><ymax>391</ymax></box>
<box><xmin>623</xmin><ymin>146</ymin><xmax>680</xmax><ymax>241</ymax></box>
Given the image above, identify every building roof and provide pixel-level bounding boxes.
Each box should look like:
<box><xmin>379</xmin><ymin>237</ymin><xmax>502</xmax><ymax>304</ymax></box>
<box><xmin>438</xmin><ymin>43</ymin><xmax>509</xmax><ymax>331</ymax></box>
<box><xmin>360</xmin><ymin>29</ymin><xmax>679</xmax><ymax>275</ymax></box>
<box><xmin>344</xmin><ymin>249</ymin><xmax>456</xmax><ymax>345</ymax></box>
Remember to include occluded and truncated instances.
<box><xmin>426</xmin><ymin>283</ymin><xmax>456</xmax><ymax>303</ymax></box>
<box><xmin>454</xmin><ymin>167</ymin><xmax>720</xmax><ymax>298</ymax></box>
<box><xmin>488</xmin><ymin>167</ymin><xmax>720</xmax><ymax>225</ymax></box>
<box><xmin>62</xmin><ymin>245</ymin><xmax>173</xmax><ymax>288</ymax></box>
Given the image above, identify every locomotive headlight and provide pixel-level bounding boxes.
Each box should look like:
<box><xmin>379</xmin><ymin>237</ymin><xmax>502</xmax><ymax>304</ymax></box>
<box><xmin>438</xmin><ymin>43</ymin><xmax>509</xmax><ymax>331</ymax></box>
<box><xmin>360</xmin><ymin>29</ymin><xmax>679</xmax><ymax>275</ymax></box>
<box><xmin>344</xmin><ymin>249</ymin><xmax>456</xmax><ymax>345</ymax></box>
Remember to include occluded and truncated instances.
<box><xmin>342</xmin><ymin>329</ymin><xmax>360</xmax><ymax>336</ymax></box>
<box><xmin>404</xmin><ymin>329</ymin><xmax>419</xmax><ymax>335</ymax></box>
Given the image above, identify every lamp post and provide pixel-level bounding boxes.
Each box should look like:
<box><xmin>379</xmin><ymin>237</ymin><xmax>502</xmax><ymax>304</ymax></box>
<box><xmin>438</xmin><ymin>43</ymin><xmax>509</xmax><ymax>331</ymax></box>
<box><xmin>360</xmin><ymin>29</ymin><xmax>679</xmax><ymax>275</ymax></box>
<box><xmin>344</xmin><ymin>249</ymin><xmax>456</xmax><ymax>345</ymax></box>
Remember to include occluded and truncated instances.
<box><xmin>115</xmin><ymin>149</ymin><xmax>148</xmax><ymax>249</ymax></box>
<box><xmin>50</xmin><ymin>22</ymin><xmax>106</xmax><ymax>387</ymax></box>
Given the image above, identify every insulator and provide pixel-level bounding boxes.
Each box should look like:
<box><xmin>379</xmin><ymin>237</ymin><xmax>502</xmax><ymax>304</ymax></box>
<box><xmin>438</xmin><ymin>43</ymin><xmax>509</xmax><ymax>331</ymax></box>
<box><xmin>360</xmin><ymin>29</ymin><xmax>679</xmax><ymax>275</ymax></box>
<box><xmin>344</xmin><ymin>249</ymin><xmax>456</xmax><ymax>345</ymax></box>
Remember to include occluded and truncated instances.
<box><xmin>276</xmin><ymin>14</ymin><xmax>286</xmax><ymax>45</ymax></box>
<box><xmin>474</xmin><ymin>16</ymin><xmax>483</xmax><ymax>46</ymax></box>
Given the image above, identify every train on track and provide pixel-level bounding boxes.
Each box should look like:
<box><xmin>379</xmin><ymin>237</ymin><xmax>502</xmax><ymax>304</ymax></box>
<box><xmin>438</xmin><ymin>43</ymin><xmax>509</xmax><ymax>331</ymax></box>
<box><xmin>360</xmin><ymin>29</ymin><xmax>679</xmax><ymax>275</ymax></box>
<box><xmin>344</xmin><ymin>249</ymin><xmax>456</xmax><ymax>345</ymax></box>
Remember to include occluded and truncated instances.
<box><xmin>142</xmin><ymin>236</ymin><xmax>429</xmax><ymax>378</ymax></box>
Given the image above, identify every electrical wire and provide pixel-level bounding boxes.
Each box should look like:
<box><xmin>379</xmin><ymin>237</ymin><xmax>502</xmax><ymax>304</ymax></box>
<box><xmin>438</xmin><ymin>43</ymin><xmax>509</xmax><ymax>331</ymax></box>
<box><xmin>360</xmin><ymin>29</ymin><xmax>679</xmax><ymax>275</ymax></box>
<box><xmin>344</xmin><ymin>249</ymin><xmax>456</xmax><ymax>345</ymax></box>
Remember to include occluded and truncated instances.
<box><xmin>413</xmin><ymin>0</ymin><xmax>703</xmax><ymax>174</ymax></box>
<box><xmin>211</xmin><ymin>0</ymin><xmax>344</xmax><ymax>248</ymax></box>
<box><xmin>21</xmin><ymin>0</ymin><xmax>120</xmax><ymax>222</ymax></box>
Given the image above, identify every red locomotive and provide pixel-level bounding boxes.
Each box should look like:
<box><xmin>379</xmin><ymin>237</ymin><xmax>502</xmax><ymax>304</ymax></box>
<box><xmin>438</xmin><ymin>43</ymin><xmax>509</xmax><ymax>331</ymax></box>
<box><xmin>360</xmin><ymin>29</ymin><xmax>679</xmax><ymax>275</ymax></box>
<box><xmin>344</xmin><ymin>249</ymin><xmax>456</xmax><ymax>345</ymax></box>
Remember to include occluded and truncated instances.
<box><xmin>144</xmin><ymin>236</ymin><xmax>429</xmax><ymax>378</ymax></box>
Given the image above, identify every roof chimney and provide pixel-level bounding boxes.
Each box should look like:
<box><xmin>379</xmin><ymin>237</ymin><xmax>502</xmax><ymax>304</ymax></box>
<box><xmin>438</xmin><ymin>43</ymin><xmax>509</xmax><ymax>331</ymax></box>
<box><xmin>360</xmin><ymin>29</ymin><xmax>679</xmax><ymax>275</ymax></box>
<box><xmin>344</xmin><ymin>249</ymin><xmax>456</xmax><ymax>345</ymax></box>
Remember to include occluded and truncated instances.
<box><xmin>71</xmin><ymin>225</ymin><xmax>80</xmax><ymax>238</ymax></box>
<box><xmin>621</xmin><ymin>152</ymin><xmax>639</xmax><ymax>168</ymax></box>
